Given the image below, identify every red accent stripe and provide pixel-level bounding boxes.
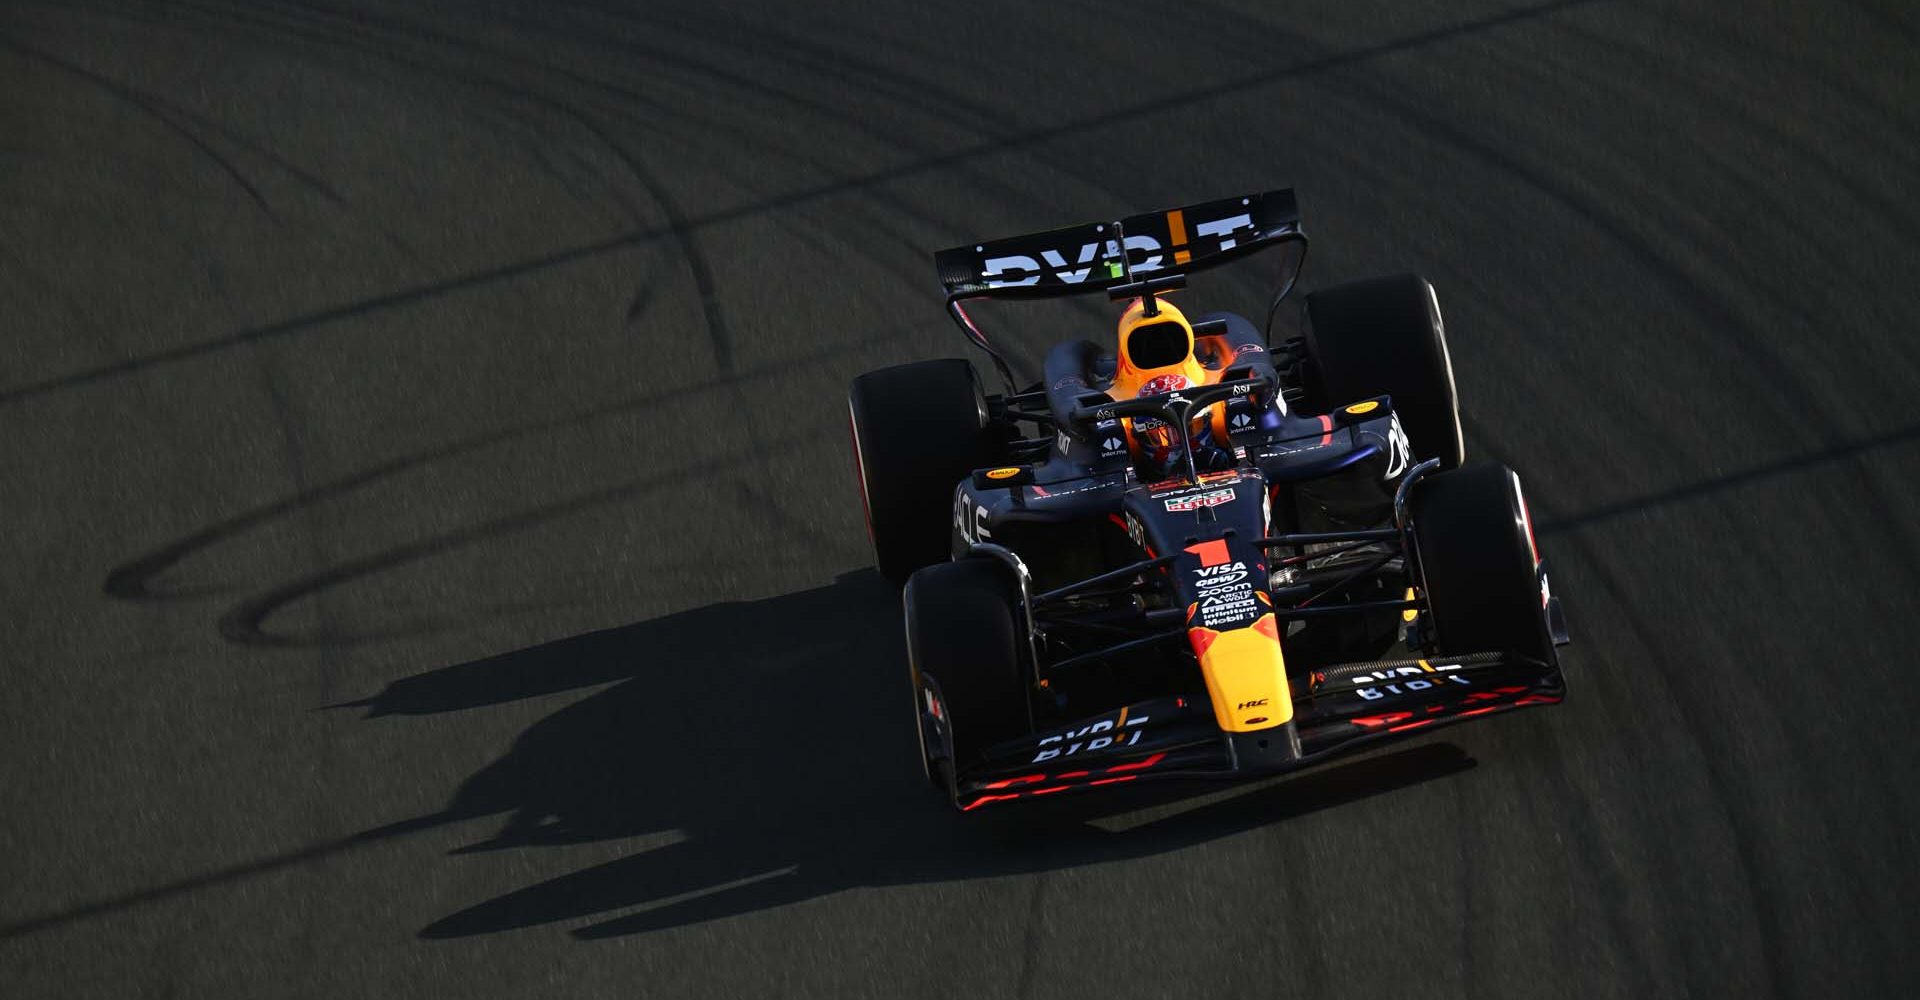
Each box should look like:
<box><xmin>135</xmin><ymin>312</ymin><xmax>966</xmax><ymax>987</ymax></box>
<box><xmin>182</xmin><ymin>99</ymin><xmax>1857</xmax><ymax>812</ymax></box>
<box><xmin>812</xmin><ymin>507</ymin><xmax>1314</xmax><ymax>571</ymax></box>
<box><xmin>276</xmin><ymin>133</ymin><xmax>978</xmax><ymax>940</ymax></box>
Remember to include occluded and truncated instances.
<box><xmin>1104</xmin><ymin>752</ymin><xmax>1167</xmax><ymax>773</ymax></box>
<box><xmin>1109</xmin><ymin>513</ymin><xmax>1156</xmax><ymax>558</ymax></box>
<box><xmin>1351</xmin><ymin>711</ymin><xmax>1414</xmax><ymax>730</ymax></box>
<box><xmin>961</xmin><ymin>793</ymin><xmax>1022</xmax><ymax>811</ymax></box>
<box><xmin>1382</xmin><ymin>690</ymin><xmax>1559</xmax><ymax>729</ymax></box>
<box><xmin>1318</xmin><ymin>414</ymin><xmax>1333</xmax><ymax>447</ymax></box>
<box><xmin>981</xmin><ymin>773</ymin><xmax>1047</xmax><ymax>790</ymax></box>
<box><xmin>1056</xmin><ymin>770</ymin><xmax>1090</xmax><ymax>779</ymax></box>
<box><xmin>1089</xmin><ymin>776</ymin><xmax>1137</xmax><ymax>787</ymax></box>
<box><xmin>848</xmin><ymin>417</ymin><xmax>875</xmax><ymax>542</ymax></box>
<box><xmin>1030</xmin><ymin>785</ymin><xmax>1071</xmax><ymax>796</ymax></box>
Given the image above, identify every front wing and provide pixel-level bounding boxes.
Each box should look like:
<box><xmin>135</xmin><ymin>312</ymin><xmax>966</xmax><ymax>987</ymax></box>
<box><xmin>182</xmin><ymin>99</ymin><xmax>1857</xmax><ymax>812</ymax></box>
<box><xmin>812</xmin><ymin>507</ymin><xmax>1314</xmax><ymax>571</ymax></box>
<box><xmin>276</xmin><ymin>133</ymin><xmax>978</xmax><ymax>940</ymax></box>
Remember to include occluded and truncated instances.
<box><xmin>929</xmin><ymin>652</ymin><xmax>1563</xmax><ymax>811</ymax></box>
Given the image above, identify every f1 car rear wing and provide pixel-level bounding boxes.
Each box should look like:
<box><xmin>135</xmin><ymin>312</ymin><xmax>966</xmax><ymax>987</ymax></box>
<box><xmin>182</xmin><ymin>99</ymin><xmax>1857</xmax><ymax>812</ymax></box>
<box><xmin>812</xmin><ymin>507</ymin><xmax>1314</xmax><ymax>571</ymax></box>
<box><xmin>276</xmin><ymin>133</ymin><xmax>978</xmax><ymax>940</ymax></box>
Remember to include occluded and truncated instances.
<box><xmin>934</xmin><ymin>189</ymin><xmax>1302</xmax><ymax>297</ymax></box>
<box><xmin>932</xmin><ymin>190</ymin><xmax>1306</xmax><ymax>390</ymax></box>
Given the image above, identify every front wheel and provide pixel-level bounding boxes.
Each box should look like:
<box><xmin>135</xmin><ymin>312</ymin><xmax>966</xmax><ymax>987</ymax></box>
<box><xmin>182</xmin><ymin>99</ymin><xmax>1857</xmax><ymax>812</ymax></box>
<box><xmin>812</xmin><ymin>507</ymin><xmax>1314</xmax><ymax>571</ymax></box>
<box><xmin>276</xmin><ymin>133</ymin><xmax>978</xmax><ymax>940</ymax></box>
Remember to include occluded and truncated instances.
<box><xmin>1305</xmin><ymin>274</ymin><xmax>1464</xmax><ymax>470</ymax></box>
<box><xmin>903</xmin><ymin>559</ymin><xmax>1030</xmax><ymax>786</ymax></box>
<box><xmin>1410</xmin><ymin>463</ymin><xmax>1554</xmax><ymax>665</ymax></box>
<box><xmin>849</xmin><ymin>359</ymin><xmax>995</xmax><ymax>586</ymax></box>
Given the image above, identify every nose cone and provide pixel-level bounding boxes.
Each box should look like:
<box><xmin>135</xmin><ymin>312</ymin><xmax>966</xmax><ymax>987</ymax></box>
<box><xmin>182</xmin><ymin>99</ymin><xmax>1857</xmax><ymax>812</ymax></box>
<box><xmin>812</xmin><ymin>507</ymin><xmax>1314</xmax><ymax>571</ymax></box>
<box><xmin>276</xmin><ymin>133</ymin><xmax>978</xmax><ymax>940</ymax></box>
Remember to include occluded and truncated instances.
<box><xmin>1189</xmin><ymin>616</ymin><xmax>1294</xmax><ymax>731</ymax></box>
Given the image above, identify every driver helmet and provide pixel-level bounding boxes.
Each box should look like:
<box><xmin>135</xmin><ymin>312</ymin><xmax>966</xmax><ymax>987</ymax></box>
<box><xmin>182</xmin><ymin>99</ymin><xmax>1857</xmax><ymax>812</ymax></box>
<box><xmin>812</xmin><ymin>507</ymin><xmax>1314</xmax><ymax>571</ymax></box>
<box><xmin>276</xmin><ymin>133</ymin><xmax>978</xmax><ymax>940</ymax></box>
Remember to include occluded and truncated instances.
<box><xmin>1114</xmin><ymin>297</ymin><xmax>1206</xmax><ymax>399</ymax></box>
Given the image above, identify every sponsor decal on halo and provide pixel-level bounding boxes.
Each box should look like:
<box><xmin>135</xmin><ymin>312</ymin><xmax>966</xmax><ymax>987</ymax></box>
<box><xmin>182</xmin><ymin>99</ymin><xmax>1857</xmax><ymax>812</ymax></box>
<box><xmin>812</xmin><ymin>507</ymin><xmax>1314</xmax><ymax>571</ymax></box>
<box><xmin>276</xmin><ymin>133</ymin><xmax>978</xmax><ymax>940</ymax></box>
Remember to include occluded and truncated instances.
<box><xmin>985</xmin><ymin>467</ymin><xmax>1023</xmax><ymax>480</ymax></box>
<box><xmin>1344</xmin><ymin>400</ymin><xmax>1380</xmax><ymax>415</ymax></box>
<box><xmin>1139</xmin><ymin>373</ymin><xmax>1191</xmax><ymax>396</ymax></box>
<box><xmin>1164</xmin><ymin>488</ymin><xmax>1235</xmax><ymax>512</ymax></box>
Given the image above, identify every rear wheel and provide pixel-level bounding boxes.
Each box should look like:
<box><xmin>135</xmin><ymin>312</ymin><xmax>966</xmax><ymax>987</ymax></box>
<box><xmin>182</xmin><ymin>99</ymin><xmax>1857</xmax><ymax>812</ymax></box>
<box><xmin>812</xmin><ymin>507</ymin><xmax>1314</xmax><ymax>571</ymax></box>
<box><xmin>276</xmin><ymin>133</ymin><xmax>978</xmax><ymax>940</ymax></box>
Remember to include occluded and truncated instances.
<box><xmin>1410</xmin><ymin>463</ymin><xmax>1553</xmax><ymax>664</ymax></box>
<box><xmin>1305</xmin><ymin>274</ymin><xmax>1464</xmax><ymax>470</ymax></box>
<box><xmin>903</xmin><ymin>559</ymin><xmax>1030</xmax><ymax>785</ymax></box>
<box><xmin>849</xmin><ymin>359</ymin><xmax>995</xmax><ymax>585</ymax></box>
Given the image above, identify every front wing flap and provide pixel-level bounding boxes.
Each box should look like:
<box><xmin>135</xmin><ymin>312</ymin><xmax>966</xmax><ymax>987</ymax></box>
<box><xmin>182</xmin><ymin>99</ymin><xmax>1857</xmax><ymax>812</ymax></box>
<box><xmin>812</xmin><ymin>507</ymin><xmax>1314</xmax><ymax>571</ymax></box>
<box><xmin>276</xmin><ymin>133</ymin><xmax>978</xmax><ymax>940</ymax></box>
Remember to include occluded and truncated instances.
<box><xmin>943</xmin><ymin>652</ymin><xmax>1562</xmax><ymax>810</ymax></box>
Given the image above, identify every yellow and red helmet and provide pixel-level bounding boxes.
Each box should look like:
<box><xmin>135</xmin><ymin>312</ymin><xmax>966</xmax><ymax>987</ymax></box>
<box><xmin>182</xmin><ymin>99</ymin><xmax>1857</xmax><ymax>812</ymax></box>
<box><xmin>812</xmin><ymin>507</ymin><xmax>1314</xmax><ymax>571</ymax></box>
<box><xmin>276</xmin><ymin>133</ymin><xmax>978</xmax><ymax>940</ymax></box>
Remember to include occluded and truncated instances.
<box><xmin>1112</xmin><ymin>297</ymin><xmax>1207</xmax><ymax>399</ymax></box>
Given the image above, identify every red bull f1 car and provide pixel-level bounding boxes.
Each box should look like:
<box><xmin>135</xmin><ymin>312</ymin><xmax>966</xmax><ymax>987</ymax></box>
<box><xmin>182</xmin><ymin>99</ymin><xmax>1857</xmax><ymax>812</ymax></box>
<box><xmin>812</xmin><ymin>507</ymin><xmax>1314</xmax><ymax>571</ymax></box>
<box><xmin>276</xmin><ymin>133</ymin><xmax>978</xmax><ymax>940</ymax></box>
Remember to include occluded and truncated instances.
<box><xmin>847</xmin><ymin>190</ymin><xmax>1569</xmax><ymax>811</ymax></box>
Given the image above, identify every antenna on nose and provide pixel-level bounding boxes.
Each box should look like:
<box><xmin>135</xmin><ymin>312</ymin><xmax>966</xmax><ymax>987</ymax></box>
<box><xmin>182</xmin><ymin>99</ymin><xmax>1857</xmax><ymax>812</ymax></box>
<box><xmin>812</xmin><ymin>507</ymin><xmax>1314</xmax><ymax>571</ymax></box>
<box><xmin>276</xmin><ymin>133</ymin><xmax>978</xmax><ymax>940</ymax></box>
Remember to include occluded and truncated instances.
<box><xmin>1105</xmin><ymin>219</ymin><xmax>1187</xmax><ymax>315</ymax></box>
<box><xmin>1109</xmin><ymin>220</ymin><xmax>1158</xmax><ymax>317</ymax></box>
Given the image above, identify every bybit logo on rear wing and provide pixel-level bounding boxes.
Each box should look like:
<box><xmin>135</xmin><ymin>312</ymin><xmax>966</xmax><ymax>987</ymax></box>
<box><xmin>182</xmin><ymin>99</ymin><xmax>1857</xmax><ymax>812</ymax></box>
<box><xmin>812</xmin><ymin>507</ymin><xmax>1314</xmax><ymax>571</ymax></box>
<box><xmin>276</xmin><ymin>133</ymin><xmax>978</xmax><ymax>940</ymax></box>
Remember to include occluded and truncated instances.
<box><xmin>982</xmin><ymin>211</ymin><xmax>1257</xmax><ymax>288</ymax></box>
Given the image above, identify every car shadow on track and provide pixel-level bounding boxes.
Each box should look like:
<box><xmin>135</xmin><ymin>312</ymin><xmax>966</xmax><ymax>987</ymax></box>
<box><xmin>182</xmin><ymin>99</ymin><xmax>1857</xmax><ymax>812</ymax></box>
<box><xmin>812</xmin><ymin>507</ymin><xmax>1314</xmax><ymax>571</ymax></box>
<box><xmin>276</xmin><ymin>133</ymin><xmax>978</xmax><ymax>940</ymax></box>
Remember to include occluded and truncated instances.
<box><xmin>357</xmin><ymin>569</ymin><xmax>1474</xmax><ymax>940</ymax></box>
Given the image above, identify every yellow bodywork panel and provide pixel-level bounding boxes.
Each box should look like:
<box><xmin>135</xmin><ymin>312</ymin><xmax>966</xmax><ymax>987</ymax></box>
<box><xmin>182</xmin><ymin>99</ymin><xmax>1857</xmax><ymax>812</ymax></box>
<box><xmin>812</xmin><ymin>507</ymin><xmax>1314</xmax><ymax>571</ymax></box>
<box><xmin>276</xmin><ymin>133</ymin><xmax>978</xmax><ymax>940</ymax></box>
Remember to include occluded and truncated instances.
<box><xmin>1191</xmin><ymin>615</ymin><xmax>1293</xmax><ymax>731</ymax></box>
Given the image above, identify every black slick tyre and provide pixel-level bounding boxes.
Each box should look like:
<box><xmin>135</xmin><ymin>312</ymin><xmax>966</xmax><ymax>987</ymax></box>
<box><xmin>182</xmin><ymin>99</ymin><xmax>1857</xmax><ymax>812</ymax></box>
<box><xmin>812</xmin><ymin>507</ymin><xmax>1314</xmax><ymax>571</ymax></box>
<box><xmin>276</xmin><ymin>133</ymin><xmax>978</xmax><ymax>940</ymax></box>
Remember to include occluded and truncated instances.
<box><xmin>1305</xmin><ymin>273</ymin><xmax>1465</xmax><ymax>469</ymax></box>
<box><xmin>1409</xmin><ymin>463</ymin><xmax>1553</xmax><ymax>665</ymax></box>
<box><xmin>903</xmin><ymin>559</ymin><xmax>1029</xmax><ymax>784</ymax></box>
<box><xmin>848</xmin><ymin>359</ymin><xmax>993</xmax><ymax>586</ymax></box>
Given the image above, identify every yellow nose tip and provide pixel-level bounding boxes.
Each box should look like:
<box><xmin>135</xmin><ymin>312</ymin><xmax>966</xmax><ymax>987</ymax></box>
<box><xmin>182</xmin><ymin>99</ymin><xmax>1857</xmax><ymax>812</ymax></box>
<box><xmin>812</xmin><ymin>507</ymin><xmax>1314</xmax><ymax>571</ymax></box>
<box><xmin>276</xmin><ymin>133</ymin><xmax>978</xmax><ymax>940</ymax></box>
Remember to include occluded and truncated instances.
<box><xmin>1192</xmin><ymin>614</ymin><xmax>1292</xmax><ymax>731</ymax></box>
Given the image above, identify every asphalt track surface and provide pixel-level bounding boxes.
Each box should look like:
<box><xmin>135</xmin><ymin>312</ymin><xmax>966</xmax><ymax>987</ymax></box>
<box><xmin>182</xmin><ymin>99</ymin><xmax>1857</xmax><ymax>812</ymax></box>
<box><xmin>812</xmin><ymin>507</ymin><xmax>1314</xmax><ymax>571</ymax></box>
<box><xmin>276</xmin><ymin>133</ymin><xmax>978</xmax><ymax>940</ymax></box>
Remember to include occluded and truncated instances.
<box><xmin>5</xmin><ymin>1</ymin><xmax>1920</xmax><ymax>996</ymax></box>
